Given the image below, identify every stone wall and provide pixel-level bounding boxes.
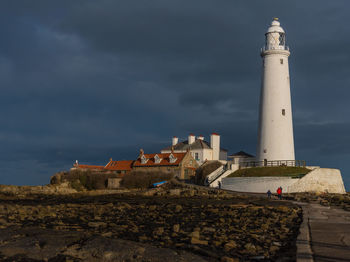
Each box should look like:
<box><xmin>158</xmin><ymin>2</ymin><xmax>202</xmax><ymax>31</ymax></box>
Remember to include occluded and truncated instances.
<box><xmin>287</xmin><ymin>168</ymin><xmax>346</xmax><ymax>194</ymax></box>
<box><xmin>221</xmin><ymin>168</ymin><xmax>346</xmax><ymax>194</ymax></box>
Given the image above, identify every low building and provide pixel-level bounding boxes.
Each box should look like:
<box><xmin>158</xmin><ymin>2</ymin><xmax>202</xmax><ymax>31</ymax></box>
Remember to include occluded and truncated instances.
<box><xmin>104</xmin><ymin>159</ymin><xmax>134</xmax><ymax>175</ymax></box>
<box><xmin>161</xmin><ymin>133</ymin><xmax>227</xmax><ymax>165</ymax></box>
<box><xmin>228</xmin><ymin>151</ymin><xmax>255</xmax><ymax>165</ymax></box>
<box><xmin>72</xmin><ymin>159</ymin><xmax>134</xmax><ymax>176</ymax></box>
<box><xmin>133</xmin><ymin>150</ymin><xmax>198</xmax><ymax>180</ymax></box>
<box><xmin>71</xmin><ymin>161</ymin><xmax>105</xmax><ymax>171</ymax></box>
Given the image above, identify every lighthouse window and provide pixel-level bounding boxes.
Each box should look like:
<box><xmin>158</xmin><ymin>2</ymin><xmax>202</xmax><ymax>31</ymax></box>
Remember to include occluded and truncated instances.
<box><xmin>280</xmin><ymin>59</ymin><xmax>283</xmax><ymax>64</ymax></box>
<box><xmin>282</xmin><ymin>109</ymin><xmax>286</xmax><ymax>116</ymax></box>
<box><xmin>279</xmin><ymin>33</ymin><xmax>285</xmax><ymax>46</ymax></box>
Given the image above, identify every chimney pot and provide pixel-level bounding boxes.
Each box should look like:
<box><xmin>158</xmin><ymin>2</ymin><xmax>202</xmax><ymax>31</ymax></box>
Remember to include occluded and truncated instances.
<box><xmin>188</xmin><ymin>134</ymin><xmax>195</xmax><ymax>144</ymax></box>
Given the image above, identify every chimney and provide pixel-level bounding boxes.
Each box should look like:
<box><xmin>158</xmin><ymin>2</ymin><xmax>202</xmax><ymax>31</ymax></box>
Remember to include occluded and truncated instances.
<box><xmin>198</xmin><ymin>135</ymin><xmax>204</xmax><ymax>141</ymax></box>
<box><xmin>210</xmin><ymin>133</ymin><xmax>220</xmax><ymax>160</ymax></box>
<box><xmin>188</xmin><ymin>133</ymin><xmax>195</xmax><ymax>144</ymax></box>
<box><xmin>172</xmin><ymin>136</ymin><xmax>178</xmax><ymax>146</ymax></box>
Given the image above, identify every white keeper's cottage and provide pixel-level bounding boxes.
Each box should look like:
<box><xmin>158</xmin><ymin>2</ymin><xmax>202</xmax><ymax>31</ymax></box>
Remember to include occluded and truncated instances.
<box><xmin>161</xmin><ymin>133</ymin><xmax>227</xmax><ymax>165</ymax></box>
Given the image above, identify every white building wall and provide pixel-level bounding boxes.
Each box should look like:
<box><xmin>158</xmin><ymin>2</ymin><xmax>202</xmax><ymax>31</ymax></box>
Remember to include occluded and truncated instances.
<box><xmin>219</xmin><ymin>150</ymin><xmax>227</xmax><ymax>161</ymax></box>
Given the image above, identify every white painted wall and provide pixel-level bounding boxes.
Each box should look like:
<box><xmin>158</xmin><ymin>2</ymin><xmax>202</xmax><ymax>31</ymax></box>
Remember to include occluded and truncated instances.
<box><xmin>203</xmin><ymin>149</ymin><xmax>213</xmax><ymax>163</ymax></box>
<box><xmin>221</xmin><ymin>168</ymin><xmax>346</xmax><ymax>194</ymax></box>
<box><xmin>210</xmin><ymin>134</ymin><xmax>220</xmax><ymax>160</ymax></box>
<box><xmin>222</xmin><ymin>177</ymin><xmax>296</xmax><ymax>193</ymax></box>
<box><xmin>219</xmin><ymin>150</ymin><xmax>227</xmax><ymax>161</ymax></box>
<box><xmin>287</xmin><ymin>168</ymin><xmax>346</xmax><ymax>194</ymax></box>
<box><xmin>256</xmin><ymin>19</ymin><xmax>295</xmax><ymax>162</ymax></box>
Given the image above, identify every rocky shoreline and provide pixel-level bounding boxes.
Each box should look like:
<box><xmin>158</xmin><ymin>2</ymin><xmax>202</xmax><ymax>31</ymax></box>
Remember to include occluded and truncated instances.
<box><xmin>0</xmin><ymin>182</ymin><xmax>302</xmax><ymax>261</ymax></box>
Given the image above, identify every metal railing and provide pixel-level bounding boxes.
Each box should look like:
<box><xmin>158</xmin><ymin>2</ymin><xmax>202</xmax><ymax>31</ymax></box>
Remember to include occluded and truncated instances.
<box><xmin>240</xmin><ymin>160</ymin><xmax>306</xmax><ymax>168</ymax></box>
<box><xmin>261</xmin><ymin>45</ymin><xmax>289</xmax><ymax>52</ymax></box>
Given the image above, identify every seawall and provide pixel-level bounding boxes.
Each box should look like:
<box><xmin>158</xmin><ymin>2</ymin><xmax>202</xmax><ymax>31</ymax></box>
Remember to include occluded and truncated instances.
<box><xmin>222</xmin><ymin>168</ymin><xmax>346</xmax><ymax>194</ymax></box>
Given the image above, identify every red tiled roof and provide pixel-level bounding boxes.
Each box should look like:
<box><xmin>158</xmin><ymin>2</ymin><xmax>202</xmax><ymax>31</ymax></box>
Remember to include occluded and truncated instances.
<box><xmin>133</xmin><ymin>152</ymin><xmax>186</xmax><ymax>167</ymax></box>
<box><xmin>105</xmin><ymin>160</ymin><xmax>134</xmax><ymax>171</ymax></box>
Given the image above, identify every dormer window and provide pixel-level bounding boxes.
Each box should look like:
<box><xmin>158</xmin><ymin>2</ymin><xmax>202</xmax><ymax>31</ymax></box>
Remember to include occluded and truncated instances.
<box><xmin>141</xmin><ymin>155</ymin><xmax>148</xmax><ymax>164</ymax></box>
<box><xmin>154</xmin><ymin>154</ymin><xmax>162</xmax><ymax>164</ymax></box>
<box><xmin>169</xmin><ymin>153</ymin><xmax>177</xmax><ymax>163</ymax></box>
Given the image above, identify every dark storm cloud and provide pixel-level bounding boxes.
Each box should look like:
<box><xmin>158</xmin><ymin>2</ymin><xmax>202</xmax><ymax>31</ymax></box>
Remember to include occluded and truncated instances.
<box><xmin>0</xmin><ymin>0</ymin><xmax>349</xmax><ymax>188</ymax></box>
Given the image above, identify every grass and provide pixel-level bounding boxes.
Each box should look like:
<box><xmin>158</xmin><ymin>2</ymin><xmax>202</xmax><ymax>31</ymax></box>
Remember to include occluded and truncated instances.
<box><xmin>227</xmin><ymin>166</ymin><xmax>311</xmax><ymax>178</ymax></box>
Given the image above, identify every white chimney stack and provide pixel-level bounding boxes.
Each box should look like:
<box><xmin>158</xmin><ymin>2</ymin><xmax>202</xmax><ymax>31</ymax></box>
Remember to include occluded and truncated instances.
<box><xmin>198</xmin><ymin>135</ymin><xmax>204</xmax><ymax>140</ymax></box>
<box><xmin>210</xmin><ymin>133</ymin><xmax>220</xmax><ymax>160</ymax></box>
<box><xmin>188</xmin><ymin>133</ymin><xmax>195</xmax><ymax>144</ymax></box>
<box><xmin>172</xmin><ymin>136</ymin><xmax>178</xmax><ymax>146</ymax></box>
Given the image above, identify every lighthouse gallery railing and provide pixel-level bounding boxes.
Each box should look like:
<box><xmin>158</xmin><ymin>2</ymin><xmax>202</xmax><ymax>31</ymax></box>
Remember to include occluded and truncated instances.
<box><xmin>240</xmin><ymin>160</ymin><xmax>306</xmax><ymax>168</ymax></box>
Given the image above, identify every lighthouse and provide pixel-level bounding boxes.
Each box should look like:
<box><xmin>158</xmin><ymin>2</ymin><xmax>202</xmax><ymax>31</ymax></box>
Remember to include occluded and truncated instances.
<box><xmin>256</xmin><ymin>18</ymin><xmax>295</xmax><ymax>163</ymax></box>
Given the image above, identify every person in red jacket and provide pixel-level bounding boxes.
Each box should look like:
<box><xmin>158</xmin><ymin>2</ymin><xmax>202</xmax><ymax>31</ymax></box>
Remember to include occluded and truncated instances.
<box><xmin>277</xmin><ymin>187</ymin><xmax>282</xmax><ymax>200</ymax></box>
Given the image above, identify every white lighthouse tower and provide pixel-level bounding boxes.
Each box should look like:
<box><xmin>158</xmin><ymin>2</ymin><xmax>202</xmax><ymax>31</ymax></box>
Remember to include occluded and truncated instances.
<box><xmin>256</xmin><ymin>18</ymin><xmax>295</xmax><ymax>163</ymax></box>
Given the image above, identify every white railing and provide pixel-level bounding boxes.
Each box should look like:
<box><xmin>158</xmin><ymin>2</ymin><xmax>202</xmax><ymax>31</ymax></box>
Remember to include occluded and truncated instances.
<box><xmin>205</xmin><ymin>166</ymin><xmax>224</xmax><ymax>185</ymax></box>
<box><xmin>261</xmin><ymin>45</ymin><xmax>289</xmax><ymax>52</ymax></box>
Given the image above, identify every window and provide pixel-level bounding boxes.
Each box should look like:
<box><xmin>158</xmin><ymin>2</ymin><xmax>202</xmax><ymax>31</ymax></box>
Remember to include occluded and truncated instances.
<box><xmin>195</xmin><ymin>153</ymin><xmax>199</xmax><ymax>160</ymax></box>
<box><xmin>263</xmin><ymin>149</ymin><xmax>267</xmax><ymax>153</ymax></box>
<box><xmin>141</xmin><ymin>155</ymin><xmax>148</xmax><ymax>164</ymax></box>
<box><xmin>280</xmin><ymin>59</ymin><xmax>283</xmax><ymax>64</ymax></box>
<box><xmin>154</xmin><ymin>154</ymin><xmax>162</xmax><ymax>164</ymax></box>
<box><xmin>278</xmin><ymin>33</ymin><xmax>285</xmax><ymax>46</ymax></box>
<box><xmin>169</xmin><ymin>153</ymin><xmax>177</xmax><ymax>163</ymax></box>
<box><xmin>282</xmin><ymin>109</ymin><xmax>286</xmax><ymax>116</ymax></box>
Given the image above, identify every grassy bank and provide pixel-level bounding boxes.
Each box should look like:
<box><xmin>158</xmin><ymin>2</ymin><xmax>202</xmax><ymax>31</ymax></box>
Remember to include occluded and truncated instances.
<box><xmin>228</xmin><ymin>166</ymin><xmax>311</xmax><ymax>178</ymax></box>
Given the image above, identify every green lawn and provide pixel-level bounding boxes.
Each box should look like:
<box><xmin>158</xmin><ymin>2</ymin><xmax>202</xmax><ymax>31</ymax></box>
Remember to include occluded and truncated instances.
<box><xmin>227</xmin><ymin>166</ymin><xmax>311</xmax><ymax>178</ymax></box>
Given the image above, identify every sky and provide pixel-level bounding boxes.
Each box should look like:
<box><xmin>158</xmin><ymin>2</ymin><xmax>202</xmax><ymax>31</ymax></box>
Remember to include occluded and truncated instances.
<box><xmin>0</xmin><ymin>1</ymin><xmax>349</xmax><ymax>190</ymax></box>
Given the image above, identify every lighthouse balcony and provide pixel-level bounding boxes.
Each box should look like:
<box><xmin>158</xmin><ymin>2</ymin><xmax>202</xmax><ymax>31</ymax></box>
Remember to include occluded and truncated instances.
<box><xmin>240</xmin><ymin>159</ymin><xmax>306</xmax><ymax>168</ymax></box>
<box><xmin>261</xmin><ymin>45</ymin><xmax>289</xmax><ymax>52</ymax></box>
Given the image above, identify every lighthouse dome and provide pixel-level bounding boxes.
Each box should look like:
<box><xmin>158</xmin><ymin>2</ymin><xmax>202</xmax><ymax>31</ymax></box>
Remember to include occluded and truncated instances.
<box><xmin>267</xmin><ymin>19</ymin><xmax>285</xmax><ymax>34</ymax></box>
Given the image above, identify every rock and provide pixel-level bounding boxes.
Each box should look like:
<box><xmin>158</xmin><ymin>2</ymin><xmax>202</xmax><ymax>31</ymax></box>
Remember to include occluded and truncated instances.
<box><xmin>175</xmin><ymin>205</ymin><xmax>182</xmax><ymax>212</ymax></box>
<box><xmin>272</xmin><ymin>241</ymin><xmax>282</xmax><ymax>247</ymax></box>
<box><xmin>224</xmin><ymin>240</ymin><xmax>237</xmax><ymax>252</ymax></box>
<box><xmin>221</xmin><ymin>256</ymin><xmax>239</xmax><ymax>262</ymax></box>
<box><xmin>191</xmin><ymin>231</ymin><xmax>200</xmax><ymax>239</ymax></box>
<box><xmin>173</xmin><ymin>224</ymin><xmax>180</xmax><ymax>233</ymax></box>
<box><xmin>269</xmin><ymin>245</ymin><xmax>279</xmax><ymax>253</ymax></box>
<box><xmin>154</xmin><ymin>227</ymin><xmax>164</xmax><ymax>236</ymax></box>
<box><xmin>88</xmin><ymin>222</ymin><xmax>107</xmax><ymax>228</ymax></box>
<box><xmin>191</xmin><ymin>237</ymin><xmax>208</xmax><ymax>245</ymax></box>
<box><xmin>169</xmin><ymin>189</ymin><xmax>181</xmax><ymax>196</ymax></box>
<box><xmin>244</xmin><ymin>243</ymin><xmax>256</xmax><ymax>253</ymax></box>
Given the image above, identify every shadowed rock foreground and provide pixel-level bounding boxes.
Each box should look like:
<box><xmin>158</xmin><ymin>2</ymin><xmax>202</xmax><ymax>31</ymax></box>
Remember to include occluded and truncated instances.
<box><xmin>0</xmin><ymin>181</ymin><xmax>302</xmax><ymax>261</ymax></box>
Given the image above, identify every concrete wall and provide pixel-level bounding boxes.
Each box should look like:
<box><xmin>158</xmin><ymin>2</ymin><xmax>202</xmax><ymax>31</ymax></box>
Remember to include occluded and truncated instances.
<box><xmin>221</xmin><ymin>168</ymin><xmax>346</xmax><ymax>194</ymax></box>
<box><xmin>107</xmin><ymin>178</ymin><xmax>122</xmax><ymax>189</ymax></box>
<box><xmin>222</xmin><ymin>177</ymin><xmax>296</xmax><ymax>193</ymax></box>
<box><xmin>287</xmin><ymin>168</ymin><xmax>346</xmax><ymax>194</ymax></box>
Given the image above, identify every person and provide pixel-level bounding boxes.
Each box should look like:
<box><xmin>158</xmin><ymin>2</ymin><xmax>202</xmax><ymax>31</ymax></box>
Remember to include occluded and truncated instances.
<box><xmin>277</xmin><ymin>187</ymin><xmax>282</xmax><ymax>200</ymax></box>
<box><xmin>267</xmin><ymin>189</ymin><xmax>272</xmax><ymax>199</ymax></box>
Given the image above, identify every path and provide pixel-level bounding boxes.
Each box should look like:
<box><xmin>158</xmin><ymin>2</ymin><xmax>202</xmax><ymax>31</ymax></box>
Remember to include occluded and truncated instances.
<box><xmin>296</xmin><ymin>201</ymin><xmax>350</xmax><ymax>262</ymax></box>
